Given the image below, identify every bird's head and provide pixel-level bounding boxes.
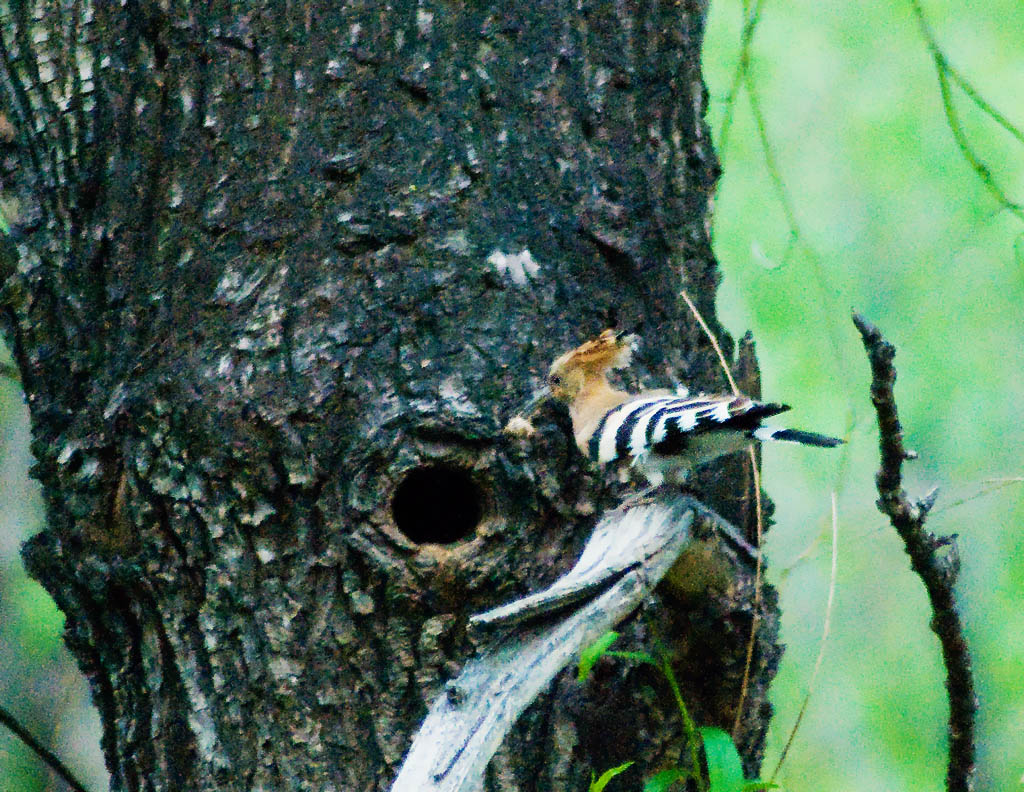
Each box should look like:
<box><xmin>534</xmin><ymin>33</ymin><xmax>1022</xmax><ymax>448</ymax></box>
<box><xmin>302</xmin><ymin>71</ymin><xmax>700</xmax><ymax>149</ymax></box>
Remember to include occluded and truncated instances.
<box><xmin>546</xmin><ymin>362</ymin><xmax>585</xmax><ymax>402</ymax></box>
<box><xmin>505</xmin><ymin>329</ymin><xmax>637</xmax><ymax>437</ymax></box>
<box><xmin>547</xmin><ymin>329</ymin><xmax>636</xmax><ymax>402</ymax></box>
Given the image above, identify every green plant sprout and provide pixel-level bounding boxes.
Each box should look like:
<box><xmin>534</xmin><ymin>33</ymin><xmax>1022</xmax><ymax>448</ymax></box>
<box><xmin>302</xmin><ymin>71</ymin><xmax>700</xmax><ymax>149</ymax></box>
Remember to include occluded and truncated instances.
<box><xmin>588</xmin><ymin>761</ymin><xmax>635</xmax><ymax>792</ymax></box>
<box><xmin>579</xmin><ymin>631</ymin><xmax>777</xmax><ymax>792</ymax></box>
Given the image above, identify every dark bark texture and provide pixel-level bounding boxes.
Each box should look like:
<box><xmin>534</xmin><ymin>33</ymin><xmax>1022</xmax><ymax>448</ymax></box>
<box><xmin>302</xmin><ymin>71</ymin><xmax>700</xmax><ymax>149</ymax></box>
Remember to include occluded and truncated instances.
<box><xmin>0</xmin><ymin>2</ymin><xmax>781</xmax><ymax>790</ymax></box>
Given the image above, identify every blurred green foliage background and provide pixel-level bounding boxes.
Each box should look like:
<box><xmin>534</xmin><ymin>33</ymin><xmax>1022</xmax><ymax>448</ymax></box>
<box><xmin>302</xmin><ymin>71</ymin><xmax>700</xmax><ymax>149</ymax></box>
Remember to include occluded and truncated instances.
<box><xmin>0</xmin><ymin>362</ymin><xmax>108</xmax><ymax>792</ymax></box>
<box><xmin>1</xmin><ymin>0</ymin><xmax>1021</xmax><ymax>789</ymax></box>
<box><xmin>704</xmin><ymin>0</ymin><xmax>1023</xmax><ymax>789</ymax></box>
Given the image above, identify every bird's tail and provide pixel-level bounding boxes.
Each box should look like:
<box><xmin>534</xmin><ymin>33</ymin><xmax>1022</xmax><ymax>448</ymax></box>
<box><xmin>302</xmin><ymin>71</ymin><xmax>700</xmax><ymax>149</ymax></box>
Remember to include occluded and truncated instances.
<box><xmin>753</xmin><ymin>426</ymin><xmax>844</xmax><ymax>447</ymax></box>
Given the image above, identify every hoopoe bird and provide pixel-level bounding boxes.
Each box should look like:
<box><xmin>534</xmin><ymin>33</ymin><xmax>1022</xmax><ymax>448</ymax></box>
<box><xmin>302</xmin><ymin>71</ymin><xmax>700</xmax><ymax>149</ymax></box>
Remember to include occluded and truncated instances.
<box><xmin>532</xmin><ymin>329</ymin><xmax>842</xmax><ymax>487</ymax></box>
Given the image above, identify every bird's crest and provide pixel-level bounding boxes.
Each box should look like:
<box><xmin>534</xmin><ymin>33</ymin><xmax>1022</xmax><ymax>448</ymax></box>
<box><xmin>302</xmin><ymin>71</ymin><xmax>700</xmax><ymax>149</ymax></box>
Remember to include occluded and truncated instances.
<box><xmin>549</xmin><ymin>329</ymin><xmax>636</xmax><ymax>378</ymax></box>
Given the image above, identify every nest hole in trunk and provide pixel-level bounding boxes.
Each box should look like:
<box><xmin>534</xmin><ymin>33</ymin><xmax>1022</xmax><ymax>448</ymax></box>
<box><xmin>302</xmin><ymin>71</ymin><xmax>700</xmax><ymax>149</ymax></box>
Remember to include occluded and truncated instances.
<box><xmin>391</xmin><ymin>464</ymin><xmax>484</xmax><ymax>544</ymax></box>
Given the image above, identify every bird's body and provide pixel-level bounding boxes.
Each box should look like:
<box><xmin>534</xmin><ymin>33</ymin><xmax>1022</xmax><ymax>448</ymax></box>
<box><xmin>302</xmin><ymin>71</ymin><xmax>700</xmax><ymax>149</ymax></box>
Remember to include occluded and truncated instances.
<box><xmin>545</xmin><ymin>329</ymin><xmax>842</xmax><ymax>486</ymax></box>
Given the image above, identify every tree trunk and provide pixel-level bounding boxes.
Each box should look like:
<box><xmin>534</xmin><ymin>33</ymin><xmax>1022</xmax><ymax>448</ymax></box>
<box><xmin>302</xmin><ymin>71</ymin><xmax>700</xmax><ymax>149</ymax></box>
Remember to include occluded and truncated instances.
<box><xmin>0</xmin><ymin>2</ymin><xmax>780</xmax><ymax>790</ymax></box>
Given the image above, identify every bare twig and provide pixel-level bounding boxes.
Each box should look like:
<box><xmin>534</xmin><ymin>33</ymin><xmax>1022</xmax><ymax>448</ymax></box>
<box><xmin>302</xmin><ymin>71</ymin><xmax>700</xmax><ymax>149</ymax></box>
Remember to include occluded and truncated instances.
<box><xmin>907</xmin><ymin>0</ymin><xmax>1024</xmax><ymax>223</ymax></box>
<box><xmin>0</xmin><ymin>704</ymin><xmax>92</xmax><ymax>792</ymax></box>
<box><xmin>743</xmin><ymin>68</ymin><xmax>801</xmax><ymax>258</ymax></box>
<box><xmin>717</xmin><ymin>0</ymin><xmax>766</xmax><ymax>161</ymax></box>
<box><xmin>852</xmin><ymin>312</ymin><xmax>976</xmax><ymax>792</ymax></box>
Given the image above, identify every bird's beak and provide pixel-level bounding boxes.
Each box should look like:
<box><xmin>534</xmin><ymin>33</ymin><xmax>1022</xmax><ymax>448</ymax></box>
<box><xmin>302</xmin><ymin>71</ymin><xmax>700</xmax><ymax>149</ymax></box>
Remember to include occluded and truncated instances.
<box><xmin>503</xmin><ymin>386</ymin><xmax>552</xmax><ymax>439</ymax></box>
<box><xmin>518</xmin><ymin>386</ymin><xmax>551</xmax><ymax>416</ymax></box>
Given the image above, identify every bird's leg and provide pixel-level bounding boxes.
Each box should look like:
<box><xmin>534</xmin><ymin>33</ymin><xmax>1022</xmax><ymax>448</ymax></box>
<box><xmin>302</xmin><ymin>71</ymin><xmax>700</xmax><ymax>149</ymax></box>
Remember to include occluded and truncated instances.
<box><xmin>709</xmin><ymin>520</ymin><xmax>759</xmax><ymax>564</ymax></box>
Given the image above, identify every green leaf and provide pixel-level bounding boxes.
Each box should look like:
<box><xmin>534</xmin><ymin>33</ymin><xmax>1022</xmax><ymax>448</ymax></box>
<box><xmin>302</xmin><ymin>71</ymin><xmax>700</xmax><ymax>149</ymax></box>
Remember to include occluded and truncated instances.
<box><xmin>578</xmin><ymin>631</ymin><xmax>620</xmax><ymax>682</ymax></box>
<box><xmin>700</xmin><ymin>727</ymin><xmax>745</xmax><ymax>792</ymax></box>
<box><xmin>589</xmin><ymin>761</ymin><xmax>634</xmax><ymax>792</ymax></box>
<box><xmin>10</xmin><ymin>579</ymin><xmax>64</xmax><ymax>660</ymax></box>
<box><xmin>606</xmin><ymin>649</ymin><xmax>658</xmax><ymax>667</ymax></box>
<box><xmin>741</xmin><ymin>781</ymin><xmax>778</xmax><ymax>791</ymax></box>
<box><xmin>643</xmin><ymin>768</ymin><xmax>686</xmax><ymax>792</ymax></box>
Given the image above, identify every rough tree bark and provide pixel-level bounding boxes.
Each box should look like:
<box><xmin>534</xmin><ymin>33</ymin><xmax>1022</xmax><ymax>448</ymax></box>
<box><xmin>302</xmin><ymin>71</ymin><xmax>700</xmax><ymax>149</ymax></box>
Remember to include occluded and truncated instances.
<box><xmin>0</xmin><ymin>2</ymin><xmax>781</xmax><ymax>791</ymax></box>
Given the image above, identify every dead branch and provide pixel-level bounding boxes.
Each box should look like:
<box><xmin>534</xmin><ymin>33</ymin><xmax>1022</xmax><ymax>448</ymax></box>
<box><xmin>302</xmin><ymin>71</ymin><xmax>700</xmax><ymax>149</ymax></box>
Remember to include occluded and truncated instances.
<box><xmin>852</xmin><ymin>312</ymin><xmax>976</xmax><ymax>792</ymax></box>
<box><xmin>390</xmin><ymin>494</ymin><xmax>751</xmax><ymax>792</ymax></box>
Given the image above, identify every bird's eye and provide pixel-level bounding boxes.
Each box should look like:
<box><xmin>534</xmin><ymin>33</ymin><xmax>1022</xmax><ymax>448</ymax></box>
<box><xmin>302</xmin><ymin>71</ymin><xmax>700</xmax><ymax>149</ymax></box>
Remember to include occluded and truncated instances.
<box><xmin>550</xmin><ymin>375</ymin><xmax>562</xmax><ymax>386</ymax></box>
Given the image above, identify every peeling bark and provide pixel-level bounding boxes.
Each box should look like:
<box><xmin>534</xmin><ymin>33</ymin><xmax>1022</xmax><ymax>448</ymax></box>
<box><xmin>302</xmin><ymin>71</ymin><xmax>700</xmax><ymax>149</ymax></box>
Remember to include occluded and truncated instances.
<box><xmin>1</xmin><ymin>2</ymin><xmax>780</xmax><ymax>791</ymax></box>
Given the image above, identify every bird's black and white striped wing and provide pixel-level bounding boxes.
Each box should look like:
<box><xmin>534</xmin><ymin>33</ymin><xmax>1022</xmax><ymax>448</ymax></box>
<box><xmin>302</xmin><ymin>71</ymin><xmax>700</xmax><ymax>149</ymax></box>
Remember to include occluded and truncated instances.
<box><xmin>587</xmin><ymin>394</ymin><xmax>790</xmax><ymax>465</ymax></box>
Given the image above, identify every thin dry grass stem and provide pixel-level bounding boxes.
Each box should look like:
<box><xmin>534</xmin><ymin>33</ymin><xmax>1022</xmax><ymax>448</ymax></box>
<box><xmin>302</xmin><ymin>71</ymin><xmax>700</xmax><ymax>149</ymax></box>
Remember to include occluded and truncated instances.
<box><xmin>935</xmin><ymin>478</ymin><xmax>1022</xmax><ymax>515</ymax></box>
<box><xmin>677</xmin><ymin>288</ymin><xmax>763</xmax><ymax>739</ymax></box>
<box><xmin>679</xmin><ymin>289</ymin><xmax>739</xmax><ymax>396</ymax></box>
<box><xmin>785</xmin><ymin>477</ymin><xmax>1023</xmax><ymax>568</ymax></box>
<box><xmin>769</xmin><ymin>492</ymin><xmax>839</xmax><ymax>782</ymax></box>
<box><xmin>731</xmin><ymin>449</ymin><xmax>763</xmax><ymax>739</ymax></box>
